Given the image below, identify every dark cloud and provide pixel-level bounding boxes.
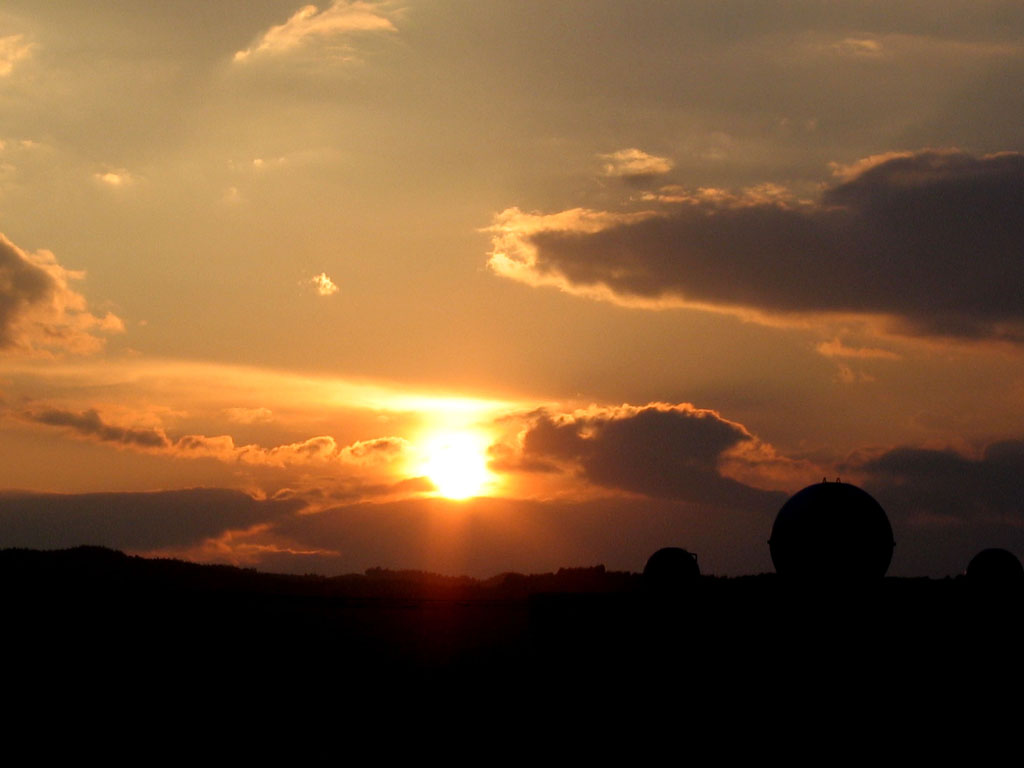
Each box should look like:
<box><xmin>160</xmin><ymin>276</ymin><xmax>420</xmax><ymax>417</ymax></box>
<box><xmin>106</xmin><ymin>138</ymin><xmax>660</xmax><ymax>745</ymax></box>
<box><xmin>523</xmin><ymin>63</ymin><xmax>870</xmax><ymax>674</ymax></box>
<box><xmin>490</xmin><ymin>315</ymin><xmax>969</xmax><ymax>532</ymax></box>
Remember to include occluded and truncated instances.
<box><xmin>857</xmin><ymin>438</ymin><xmax>1024</xmax><ymax>521</ymax></box>
<box><xmin>492</xmin><ymin>150</ymin><xmax>1024</xmax><ymax>342</ymax></box>
<box><xmin>510</xmin><ymin>404</ymin><xmax>786</xmax><ymax>510</ymax></box>
<box><xmin>0</xmin><ymin>488</ymin><xmax>303</xmax><ymax>550</ymax></box>
<box><xmin>0</xmin><ymin>236</ymin><xmax>53</xmax><ymax>347</ymax></box>
<box><xmin>29</xmin><ymin>408</ymin><xmax>169</xmax><ymax>449</ymax></box>
<box><xmin>272</xmin><ymin>476</ymin><xmax>434</xmax><ymax>506</ymax></box>
<box><xmin>0</xmin><ymin>233</ymin><xmax>122</xmax><ymax>354</ymax></box>
<box><xmin>847</xmin><ymin>439</ymin><xmax>1024</xmax><ymax>576</ymax></box>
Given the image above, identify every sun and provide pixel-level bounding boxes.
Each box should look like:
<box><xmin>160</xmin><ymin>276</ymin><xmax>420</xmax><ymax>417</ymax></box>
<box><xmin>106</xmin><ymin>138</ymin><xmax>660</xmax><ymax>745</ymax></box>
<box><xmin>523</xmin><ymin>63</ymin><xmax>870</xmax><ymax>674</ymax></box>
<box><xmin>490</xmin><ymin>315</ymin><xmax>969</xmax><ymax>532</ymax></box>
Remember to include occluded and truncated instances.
<box><xmin>420</xmin><ymin>431</ymin><xmax>492</xmax><ymax>500</ymax></box>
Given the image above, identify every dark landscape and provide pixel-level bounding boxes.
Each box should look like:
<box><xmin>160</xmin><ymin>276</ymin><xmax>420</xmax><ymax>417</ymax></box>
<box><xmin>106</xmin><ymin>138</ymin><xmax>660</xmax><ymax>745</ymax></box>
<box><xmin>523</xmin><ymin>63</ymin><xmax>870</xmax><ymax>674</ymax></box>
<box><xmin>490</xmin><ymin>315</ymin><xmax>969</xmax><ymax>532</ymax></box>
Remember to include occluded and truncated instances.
<box><xmin>6</xmin><ymin>544</ymin><xmax>1022</xmax><ymax>712</ymax></box>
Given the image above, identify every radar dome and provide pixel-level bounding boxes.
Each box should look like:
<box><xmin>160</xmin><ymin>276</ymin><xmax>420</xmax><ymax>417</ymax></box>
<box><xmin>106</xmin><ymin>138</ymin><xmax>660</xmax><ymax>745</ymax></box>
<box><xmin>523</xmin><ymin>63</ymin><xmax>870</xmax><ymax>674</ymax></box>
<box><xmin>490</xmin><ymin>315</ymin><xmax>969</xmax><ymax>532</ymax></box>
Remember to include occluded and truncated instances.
<box><xmin>769</xmin><ymin>482</ymin><xmax>894</xmax><ymax>578</ymax></box>
<box><xmin>966</xmin><ymin>548</ymin><xmax>1024</xmax><ymax>582</ymax></box>
<box><xmin>643</xmin><ymin>547</ymin><xmax>700</xmax><ymax>589</ymax></box>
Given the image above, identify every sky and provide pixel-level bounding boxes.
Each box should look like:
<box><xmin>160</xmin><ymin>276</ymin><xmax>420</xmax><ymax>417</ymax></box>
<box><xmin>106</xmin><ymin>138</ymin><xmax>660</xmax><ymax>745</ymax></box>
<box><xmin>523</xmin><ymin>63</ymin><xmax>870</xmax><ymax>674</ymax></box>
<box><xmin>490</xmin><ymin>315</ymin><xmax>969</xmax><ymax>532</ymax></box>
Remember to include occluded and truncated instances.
<box><xmin>1</xmin><ymin>0</ymin><xmax>1023</xmax><ymax>577</ymax></box>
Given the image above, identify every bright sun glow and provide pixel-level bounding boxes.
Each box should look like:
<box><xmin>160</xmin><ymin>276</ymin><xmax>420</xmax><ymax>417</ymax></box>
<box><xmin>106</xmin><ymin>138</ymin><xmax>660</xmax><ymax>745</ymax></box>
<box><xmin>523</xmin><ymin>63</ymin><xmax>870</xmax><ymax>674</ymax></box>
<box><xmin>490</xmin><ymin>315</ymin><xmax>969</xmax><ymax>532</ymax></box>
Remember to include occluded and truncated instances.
<box><xmin>420</xmin><ymin>431</ymin><xmax>493</xmax><ymax>500</ymax></box>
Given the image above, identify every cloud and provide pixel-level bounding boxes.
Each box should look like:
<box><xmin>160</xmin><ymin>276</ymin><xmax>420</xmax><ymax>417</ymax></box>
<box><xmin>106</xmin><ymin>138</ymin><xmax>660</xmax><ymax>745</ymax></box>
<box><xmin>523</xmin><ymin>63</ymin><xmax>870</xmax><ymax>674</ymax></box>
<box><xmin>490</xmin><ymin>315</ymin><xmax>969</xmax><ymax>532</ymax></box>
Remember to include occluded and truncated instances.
<box><xmin>486</xmin><ymin>207</ymin><xmax>661</xmax><ymax>306</ymax></box>
<box><xmin>22</xmin><ymin>405</ymin><xmax>411</xmax><ymax>469</ymax></box>
<box><xmin>0</xmin><ymin>34</ymin><xmax>32</xmax><ymax>77</ymax></box>
<box><xmin>0</xmin><ymin>233</ymin><xmax>123</xmax><ymax>356</ymax></box>
<box><xmin>233</xmin><ymin>1</ymin><xmax>397</xmax><ymax>63</ymax></box>
<box><xmin>224</xmin><ymin>407</ymin><xmax>274</xmax><ymax>424</ymax></box>
<box><xmin>831</xmin><ymin>37</ymin><xmax>884</xmax><ymax>58</ymax></box>
<box><xmin>815</xmin><ymin>338</ymin><xmax>900</xmax><ymax>359</ymax></box>
<box><xmin>501</xmin><ymin>403</ymin><xmax>786</xmax><ymax>510</ymax></box>
<box><xmin>856</xmin><ymin>439</ymin><xmax>1024</xmax><ymax>523</ymax></box>
<box><xmin>487</xmin><ymin>150</ymin><xmax>1024</xmax><ymax>343</ymax></box>
<box><xmin>0</xmin><ymin>357</ymin><xmax>521</xmax><ymax>435</ymax></box>
<box><xmin>243</xmin><ymin>435</ymin><xmax>343</xmax><ymax>466</ymax></box>
<box><xmin>311</xmin><ymin>272</ymin><xmax>339</xmax><ymax>296</ymax></box>
<box><xmin>847</xmin><ymin>438</ymin><xmax>1024</xmax><ymax>575</ymax></box>
<box><xmin>30</xmin><ymin>408</ymin><xmax>169</xmax><ymax>449</ymax></box>
<box><xmin>0</xmin><ymin>488</ymin><xmax>302</xmax><ymax>551</ymax></box>
<box><xmin>340</xmin><ymin>436</ymin><xmax>409</xmax><ymax>463</ymax></box>
<box><xmin>834</xmin><ymin>363</ymin><xmax>875</xmax><ymax>384</ymax></box>
<box><xmin>93</xmin><ymin>169</ymin><xmax>136</xmax><ymax>187</ymax></box>
<box><xmin>599</xmin><ymin>148</ymin><xmax>673</xmax><ymax>179</ymax></box>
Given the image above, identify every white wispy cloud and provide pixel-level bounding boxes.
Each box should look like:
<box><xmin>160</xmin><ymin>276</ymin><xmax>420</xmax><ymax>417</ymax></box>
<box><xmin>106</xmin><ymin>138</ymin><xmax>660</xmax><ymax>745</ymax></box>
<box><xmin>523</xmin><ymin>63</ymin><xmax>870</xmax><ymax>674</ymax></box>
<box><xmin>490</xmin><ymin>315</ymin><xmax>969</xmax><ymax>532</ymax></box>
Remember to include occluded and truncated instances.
<box><xmin>0</xmin><ymin>34</ymin><xmax>32</xmax><ymax>77</ymax></box>
<box><xmin>94</xmin><ymin>169</ymin><xmax>136</xmax><ymax>188</ymax></box>
<box><xmin>233</xmin><ymin>1</ymin><xmax>397</xmax><ymax>63</ymax></box>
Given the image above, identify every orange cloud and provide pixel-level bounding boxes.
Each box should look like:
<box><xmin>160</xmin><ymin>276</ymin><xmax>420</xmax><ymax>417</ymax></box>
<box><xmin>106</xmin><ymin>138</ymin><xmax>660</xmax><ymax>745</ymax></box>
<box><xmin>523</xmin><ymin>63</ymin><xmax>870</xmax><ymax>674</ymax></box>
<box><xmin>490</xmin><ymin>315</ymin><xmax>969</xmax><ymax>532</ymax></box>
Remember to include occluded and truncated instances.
<box><xmin>815</xmin><ymin>338</ymin><xmax>900</xmax><ymax>359</ymax></box>
<box><xmin>224</xmin><ymin>407</ymin><xmax>274</xmax><ymax>424</ymax></box>
<box><xmin>22</xmin><ymin>406</ymin><xmax>411</xmax><ymax>471</ymax></box>
<box><xmin>0</xmin><ymin>233</ymin><xmax>123</xmax><ymax>356</ymax></box>
<box><xmin>599</xmin><ymin>148</ymin><xmax>673</xmax><ymax>179</ymax></box>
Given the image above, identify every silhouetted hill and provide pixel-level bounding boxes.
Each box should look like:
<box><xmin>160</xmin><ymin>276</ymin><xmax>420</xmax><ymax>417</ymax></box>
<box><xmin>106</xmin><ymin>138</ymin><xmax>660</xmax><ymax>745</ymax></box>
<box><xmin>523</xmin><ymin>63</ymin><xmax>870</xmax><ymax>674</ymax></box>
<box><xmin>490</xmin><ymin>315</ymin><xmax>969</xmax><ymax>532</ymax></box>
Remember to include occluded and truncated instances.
<box><xmin>0</xmin><ymin>546</ymin><xmax>638</xmax><ymax>599</ymax></box>
<box><xmin>3</xmin><ymin>546</ymin><xmax>1021</xmax><ymax>714</ymax></box>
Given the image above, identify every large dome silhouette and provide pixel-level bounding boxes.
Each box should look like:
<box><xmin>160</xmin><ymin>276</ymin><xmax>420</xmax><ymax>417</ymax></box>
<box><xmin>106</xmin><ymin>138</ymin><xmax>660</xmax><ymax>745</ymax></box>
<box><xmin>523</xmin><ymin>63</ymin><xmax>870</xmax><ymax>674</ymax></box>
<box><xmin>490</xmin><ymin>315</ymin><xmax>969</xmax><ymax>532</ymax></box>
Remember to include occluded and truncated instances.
<box><xmin>966</xmin><ymin>548</ymin><xmax>1024</xmax><ymax>582</ymax></box>
<box><xmin>643</xmin><ymin>547</ymin><xmax>700</xmax><ymax>587</ymax></box>
<box><xmin>769</xmin><ymin>481</ymin><xmax>894</xmax><ymax>578</ymax></box>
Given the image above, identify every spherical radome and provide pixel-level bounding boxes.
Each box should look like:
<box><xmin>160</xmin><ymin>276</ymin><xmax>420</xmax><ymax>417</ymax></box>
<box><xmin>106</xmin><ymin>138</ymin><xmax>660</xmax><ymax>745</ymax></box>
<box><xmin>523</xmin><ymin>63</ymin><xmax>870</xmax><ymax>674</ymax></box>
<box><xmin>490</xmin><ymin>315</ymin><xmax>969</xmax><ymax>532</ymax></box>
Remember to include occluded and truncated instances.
<box><xmin>966</xmin><ymin>548</ymin><xmax>1024</xmax><ymax>582</ymax></box>
<box><xmin>643</xmin><ymin>547</ymin><xmax>700</xmax><ymax>588</ymax></box>
<box><xmin>769</xmin><ymin>482</ymin><xmax>894</xmax><ymax>578</ymax></box>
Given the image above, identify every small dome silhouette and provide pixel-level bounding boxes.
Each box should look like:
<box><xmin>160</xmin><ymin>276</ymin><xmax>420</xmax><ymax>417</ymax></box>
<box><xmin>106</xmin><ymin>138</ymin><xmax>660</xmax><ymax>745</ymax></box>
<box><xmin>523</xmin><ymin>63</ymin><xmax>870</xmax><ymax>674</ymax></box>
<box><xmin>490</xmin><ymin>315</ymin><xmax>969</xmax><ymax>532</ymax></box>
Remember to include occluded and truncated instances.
<box><xmin>643</xmin><ymin>547</ymin><xmax>700</xmax><ymax>589</ymax></box>
<box><xmin>966</xmin><ymin>548</ymin><xmax>1024</xmax><ymax>582</ymax></box>
<box><xmin>769</xmin><ymin>482</ymin><xmax>894</xmax><ymax>578</ymax></box>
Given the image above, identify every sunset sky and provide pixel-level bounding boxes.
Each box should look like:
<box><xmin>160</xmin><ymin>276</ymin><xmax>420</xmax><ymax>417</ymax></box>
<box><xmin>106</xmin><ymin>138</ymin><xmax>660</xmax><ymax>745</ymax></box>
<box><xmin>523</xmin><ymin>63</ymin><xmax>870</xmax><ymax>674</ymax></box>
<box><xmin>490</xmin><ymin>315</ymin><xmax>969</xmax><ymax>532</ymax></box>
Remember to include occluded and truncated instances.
<box><xmin>2</xmin><ymin>1</ymin><xmax>1023</xmax><ymax>577</ymax></box>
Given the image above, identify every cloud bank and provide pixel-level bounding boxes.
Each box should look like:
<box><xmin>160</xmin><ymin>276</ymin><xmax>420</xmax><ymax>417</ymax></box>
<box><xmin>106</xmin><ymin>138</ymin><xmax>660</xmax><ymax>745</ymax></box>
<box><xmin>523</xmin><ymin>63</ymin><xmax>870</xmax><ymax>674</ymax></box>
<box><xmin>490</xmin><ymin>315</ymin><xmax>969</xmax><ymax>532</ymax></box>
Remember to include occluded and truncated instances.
<box><xmin>488</xmin><ymin>150</ymin><xmax>1024</xmax><ymax>342</ymax></box>
<box><xmin>23</xmin><ymin>406</ymin><xmax>410</xmax><ymax>470</ymax></box>
<box><xmin>0</xmin><ymin>233</ymin><xmax>123</xmax><ymax>356</ymax></box>
<box><xmin>850</xmin><ymin>438</ymin><xmax>1024</xmax><ymax>576</ymax></box>
<box><xmin>0</xmin><ymin>488</ymin><xmax>302</xmax><ymax>551</ymax></box>
<box><xmin>497</xmin><ymin>403</ymin><xmax>786</xmax><ymax>511</ymax></box>
<box><xmin>857</xmin><ymin>439</ymin><xmax>1024</xmax><ymax>523</ymax></box>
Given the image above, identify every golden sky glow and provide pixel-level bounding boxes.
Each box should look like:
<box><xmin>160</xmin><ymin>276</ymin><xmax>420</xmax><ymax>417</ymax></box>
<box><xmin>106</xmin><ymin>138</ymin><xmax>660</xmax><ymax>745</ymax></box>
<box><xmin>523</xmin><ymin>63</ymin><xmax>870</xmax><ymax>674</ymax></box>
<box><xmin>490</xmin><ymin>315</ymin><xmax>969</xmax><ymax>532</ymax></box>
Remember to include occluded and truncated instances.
<box><xmin>1</xmin><ymin>1</ymin><xmax>1023</xmax><ymax>578</ymax></box>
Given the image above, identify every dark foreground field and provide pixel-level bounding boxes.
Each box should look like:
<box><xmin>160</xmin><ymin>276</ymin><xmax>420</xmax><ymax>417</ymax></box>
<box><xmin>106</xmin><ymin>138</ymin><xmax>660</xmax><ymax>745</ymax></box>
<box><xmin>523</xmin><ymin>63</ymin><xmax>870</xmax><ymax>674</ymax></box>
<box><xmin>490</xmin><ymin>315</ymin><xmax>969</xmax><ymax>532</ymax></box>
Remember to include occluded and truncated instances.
<box><xmin>4</xmin><ymin>547</ymin><xmax>1022</xmax><ymax>719</ymax></box>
